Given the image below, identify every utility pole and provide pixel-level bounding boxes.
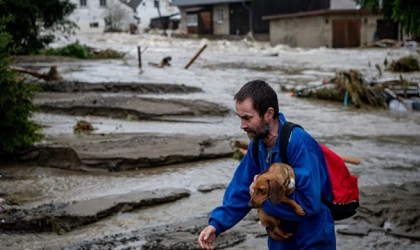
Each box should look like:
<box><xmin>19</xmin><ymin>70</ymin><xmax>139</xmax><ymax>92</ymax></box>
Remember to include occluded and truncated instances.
<box><xmin>154</xmin><ymin>0</ymin><xmax>167</xmax><ymax>36</ymax></box>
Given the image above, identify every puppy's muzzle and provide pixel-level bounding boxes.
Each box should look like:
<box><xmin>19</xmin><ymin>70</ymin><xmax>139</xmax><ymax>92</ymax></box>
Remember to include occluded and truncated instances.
<box><xmin>248</xmin><ymin>199</ymin><xmax>255</xmax><ymax>208</ymax></box>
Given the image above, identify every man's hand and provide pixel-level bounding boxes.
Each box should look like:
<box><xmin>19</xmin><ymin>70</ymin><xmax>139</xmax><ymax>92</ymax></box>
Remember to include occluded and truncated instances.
<box><xmin>249</xmin><ymin>174</ymin><xmax>259</xmax><ymax>195</ymax></box>
<box><xmin>198</xmin><ymin>225</ymin><xmax>217</xmax><ymax>249</ymax></box>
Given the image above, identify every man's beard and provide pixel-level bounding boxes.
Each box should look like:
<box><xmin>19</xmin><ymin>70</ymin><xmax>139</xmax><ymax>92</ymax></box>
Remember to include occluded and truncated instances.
<box><xmin>245</xmin><ymin>121</ymin><xmax>271</xmax><ymax>142</ymax></box>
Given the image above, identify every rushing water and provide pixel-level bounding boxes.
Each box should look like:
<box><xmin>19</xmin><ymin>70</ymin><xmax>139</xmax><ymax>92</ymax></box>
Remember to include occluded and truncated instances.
<box><xmin>1</xmin><ymin>33</ymin><xmax>420</xmax><ymax>249</ymax></box>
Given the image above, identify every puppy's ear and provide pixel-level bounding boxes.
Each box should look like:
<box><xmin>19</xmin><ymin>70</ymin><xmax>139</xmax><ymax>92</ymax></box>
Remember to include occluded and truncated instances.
<box><xmin>269</xmin><ymin>179</ymin><xmax>285</xmax><ymax>205</ymax></box>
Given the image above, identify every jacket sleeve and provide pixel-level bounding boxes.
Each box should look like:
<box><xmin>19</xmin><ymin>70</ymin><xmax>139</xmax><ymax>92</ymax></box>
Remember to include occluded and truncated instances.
<box><xmin>261</xmin><ymin>129</ymin><xmax>324</xmax><ymax>221</ymax></box>
<box><xmin>208</xmin><ymin>142</ymin><xmax>260</xmax><ymax>235</ymax></box>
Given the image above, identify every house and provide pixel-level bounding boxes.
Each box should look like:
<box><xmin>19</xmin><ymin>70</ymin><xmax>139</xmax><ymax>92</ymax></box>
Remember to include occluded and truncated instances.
<box><xmin>127</xmin><ymin>0</ymin><xmax>180</xmax><ymax>30</ymax></box>
<box><xmin>172</xmin><ymin>0</ymin><xmax>269</xmax><ymax>37</ymax></box>
<box><xmin>69</xmin><ymin>0</ymin><xmax>137</xmax><ymax>33</ymax></box>
<box><xmin>261</xmin><ymin>0</ymin><xmax>400</xmax><ymax>48</ymax></box>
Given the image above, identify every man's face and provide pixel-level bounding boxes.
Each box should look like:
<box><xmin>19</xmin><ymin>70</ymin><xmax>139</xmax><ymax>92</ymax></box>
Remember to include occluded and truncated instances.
<box><xmin>235</xmin><ymin>98</ymin><xmax>270</xmax><ymax>141</ymax></box>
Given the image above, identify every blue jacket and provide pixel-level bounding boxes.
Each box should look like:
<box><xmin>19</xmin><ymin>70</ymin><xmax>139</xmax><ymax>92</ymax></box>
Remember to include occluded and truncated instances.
<box><xmin>209</xmin><ymin>113</ymin><xmax>336</xmax><ymax>249</ymax></box>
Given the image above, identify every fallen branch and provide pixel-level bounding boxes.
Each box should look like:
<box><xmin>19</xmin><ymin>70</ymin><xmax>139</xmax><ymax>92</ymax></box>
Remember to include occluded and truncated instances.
<box><xmin>185</xmin><ymin>44</ymin><xmax>207</xmax><ymax>69</ymax></box>
<box><xmin>9</xmin><ymin>65</ymin><xmax>62</xmax><ymax>81</ymax></box>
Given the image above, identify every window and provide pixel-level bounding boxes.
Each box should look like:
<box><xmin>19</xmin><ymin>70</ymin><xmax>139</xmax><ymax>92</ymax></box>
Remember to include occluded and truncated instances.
<box><xmin>217</xmin><ymin>7</ymin><xmax>224</xmax><ymax>24</ymax></box>
<box><xmin>186</xmin><ymin>14</ymin><xmax>198</xmax><ymax>27</ymax></box>
<box><xmin>99</xmin><ymin>0</ymin><xmax>106</xmax><ymax>6</ymax></box>
<box><xmin>90</xmin><ymin>22</ymin><xmax>99</xmax><ymax>28</ymax></box>
<box><xmin>80</xmin><ymin>0</ymin><xmax>87</xmax><ymax>7</ymax></box>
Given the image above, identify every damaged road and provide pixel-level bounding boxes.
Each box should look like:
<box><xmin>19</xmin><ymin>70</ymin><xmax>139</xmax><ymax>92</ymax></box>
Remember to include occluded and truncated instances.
<box><xmin>36</xmin><ymin>81</ymin><xmax>202</xmax><ymax>94</ymax></box>
<box><xmin>0</xmin><ymin>188</ymin><xmax>190</xmax><ymax>233</ymax></box>
<box><xmin>3</xmin><ymin>182</ymin><xmax>415</xmax><ymax>250</ymax></box>
<box><xmin>16</xmin><ymin>133</ymin><xmax>234</xmax><ymax>171</ymax></box>
<box><xmin>35</xmin><ymin>95</ymin><xmax>231</xmax><ymax>122</ymax></box>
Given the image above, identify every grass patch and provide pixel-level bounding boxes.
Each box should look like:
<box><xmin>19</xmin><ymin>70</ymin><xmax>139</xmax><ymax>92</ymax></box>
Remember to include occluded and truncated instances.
<box><xmin>40</xmin><ymin>41</ymin><xmax>125</xmax><ymax>60</ymax></box>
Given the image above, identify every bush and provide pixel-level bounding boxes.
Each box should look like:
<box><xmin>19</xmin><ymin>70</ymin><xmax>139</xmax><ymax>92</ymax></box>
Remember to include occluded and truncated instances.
<box><xmin>0</xmin><ymin>18</ymin><xmax>43</xmax><ymax>154</ymax></box>
<box><xmin>40</xmin><ymin>41</ymin><xmax>125</xmax><ymax>59</ymax></box>
<box><xmin>389</xmin><ymin>56</ymin><xmax>420</xmax><ymax>72</ymax></box>
<box><xmin>41</xmin><ymin>41</ymin><xmax>91</xmax><ymax>59</ymax></box>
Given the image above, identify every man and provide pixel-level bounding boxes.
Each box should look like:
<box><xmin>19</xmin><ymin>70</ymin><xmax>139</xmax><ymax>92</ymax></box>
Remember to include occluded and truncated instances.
<box><xmin>198</xmin><ymin>80</ymin><xmax>336</xmax><ymax>249</ymax></box>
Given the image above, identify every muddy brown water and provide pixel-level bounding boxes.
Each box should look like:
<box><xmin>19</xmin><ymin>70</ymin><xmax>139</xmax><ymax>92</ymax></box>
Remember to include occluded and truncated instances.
<box><xmin>2</xmin><ymin>33</ymin><xmax>420</xmax><ymax>249</ymax></box>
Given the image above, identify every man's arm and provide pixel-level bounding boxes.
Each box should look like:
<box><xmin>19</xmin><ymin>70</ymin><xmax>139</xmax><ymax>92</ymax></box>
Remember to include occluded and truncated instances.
<box><xmin>208</xmin><ymin>142</ymin><xmax>260</xmax><ymax>235</ymax></box>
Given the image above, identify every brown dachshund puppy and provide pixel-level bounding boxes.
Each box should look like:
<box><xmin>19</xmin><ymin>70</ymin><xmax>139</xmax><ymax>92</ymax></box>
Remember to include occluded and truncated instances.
<box><xmin>249</xmin><ymin>163</ymin><xmax>306</xmax><ymax>241</ymax></box>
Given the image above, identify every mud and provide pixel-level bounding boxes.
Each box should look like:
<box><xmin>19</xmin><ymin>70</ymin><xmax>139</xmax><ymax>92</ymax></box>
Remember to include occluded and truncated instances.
<box><xmin>12</xmin><ymin>55</ymin><xmax>83</xmax><ymax>63</ymax></box>
<box><xmin>37</xmin><ymin>81</ymin><xmax>202</xmax><ymax>94</ymax></box>
<box><xmin>0</xmin><ymin>188</ymin><xmax>190</xmax><ymax>233</ymax></box>
<box><xmin>13</xmin><ymin>133</ymin><xmax>234</xmax><ymax>171</ymax></box>
<box><xmin>29</xmin><ymin>182</ymin><xmax>419</xmax><ymax>250</ymax></box>
<box><xmin>35</xmin><ymin>95</ymin><xmax>231</xmax><ymax>121</ymax></box>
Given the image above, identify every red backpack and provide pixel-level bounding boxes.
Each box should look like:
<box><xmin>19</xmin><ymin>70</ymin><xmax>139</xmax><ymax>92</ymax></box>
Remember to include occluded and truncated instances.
<box><xmin>252</xmin><ymin>122</ymin><xmax>360</xmax><ymax>221</ymax></box>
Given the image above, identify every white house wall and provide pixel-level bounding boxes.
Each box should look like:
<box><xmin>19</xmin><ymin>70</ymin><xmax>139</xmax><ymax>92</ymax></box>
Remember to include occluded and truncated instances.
<box><xmin>330</xmin><ymin>0</ymin><xmax>358</xmax><ymax>9</ymax></box>
<box><xmin>135</xmin><ymin>0</ymin><xmax>179</xmax><ymax>29</ymax></box>
<box><xmin>69</xmin><ymin>0</ymin><xmax>136</xmax><ymax>33</ymax></box>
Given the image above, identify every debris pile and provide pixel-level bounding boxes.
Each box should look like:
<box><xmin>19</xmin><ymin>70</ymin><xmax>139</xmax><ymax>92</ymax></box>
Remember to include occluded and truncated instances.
<box><xmin>9</xmin><ymin>65</ymin><xmax>62</xmax><ymax>81</ymax></box>
<box><xmin>73</xmin><ymin>120</ymin><xmax>95</xmax><ymax>135</ymax></box>
<box><xmin>294</xmin><ymin>70</ymin><xmax>420</xmax><ymax>111</ymax></box>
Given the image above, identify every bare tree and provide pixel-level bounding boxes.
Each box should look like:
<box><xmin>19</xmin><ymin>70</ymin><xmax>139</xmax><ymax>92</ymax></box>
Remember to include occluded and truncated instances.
<box><xmin>104</xmin><ymin>1</ymin><xmax>130</xmax><ymax>32</ymax></box>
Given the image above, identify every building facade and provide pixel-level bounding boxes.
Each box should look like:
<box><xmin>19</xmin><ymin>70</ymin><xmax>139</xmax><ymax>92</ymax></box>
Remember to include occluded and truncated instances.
<box><xmin>69</xmin><ymin>0</ymin><xmax>137</xmax><ymax>33</ymax></box>
<box><xmin>174</xmin><ymin>0</ymin><xmax>258</xmax><ymax>36</ymax></box>
<box><xmin>263</xmin><ymin>0</ymin><xmax>399</xmax><ymax>48</ymax></box>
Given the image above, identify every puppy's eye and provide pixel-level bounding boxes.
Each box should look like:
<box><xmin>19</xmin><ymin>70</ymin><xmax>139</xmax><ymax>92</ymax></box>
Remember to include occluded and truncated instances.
<box><xmin>257</xmin><ymin>188</ymin><xmax>264</xmax><ymax>193</ymax></box>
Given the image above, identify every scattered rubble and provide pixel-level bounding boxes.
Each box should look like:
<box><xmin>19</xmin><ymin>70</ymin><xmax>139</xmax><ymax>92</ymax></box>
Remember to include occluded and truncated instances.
<box><xmin>73</xmin><ymin>120</ymin><xmax>95</xmax><ymax>135</ymax></box>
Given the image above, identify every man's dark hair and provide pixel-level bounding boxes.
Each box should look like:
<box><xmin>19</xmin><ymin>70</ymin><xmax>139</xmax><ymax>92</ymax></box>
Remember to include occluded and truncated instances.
<box><xmin>234</xmin><ymin>80</ymin><xmax>279</xmax><ymax>119</ymax></box>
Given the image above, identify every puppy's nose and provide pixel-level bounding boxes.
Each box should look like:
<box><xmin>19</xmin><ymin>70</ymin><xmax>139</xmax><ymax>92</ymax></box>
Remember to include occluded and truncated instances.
<box><xmin>248</xmin><ymin>200</ymin><xmax>254</xmax><ymax>208</ymax></box>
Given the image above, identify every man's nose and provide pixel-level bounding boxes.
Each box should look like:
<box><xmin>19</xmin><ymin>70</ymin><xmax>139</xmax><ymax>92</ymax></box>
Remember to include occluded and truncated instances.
<box><xmin>240</xmin><ymin>120</ymin><xmax>247</xmax><ymax>129</ymax></box>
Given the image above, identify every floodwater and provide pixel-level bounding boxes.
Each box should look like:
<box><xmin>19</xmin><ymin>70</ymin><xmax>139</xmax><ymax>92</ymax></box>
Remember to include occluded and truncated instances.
<box><xmin>1</xmin><ymin>33</ymin><xmax>420</xmax><ymax>249</ymax></box>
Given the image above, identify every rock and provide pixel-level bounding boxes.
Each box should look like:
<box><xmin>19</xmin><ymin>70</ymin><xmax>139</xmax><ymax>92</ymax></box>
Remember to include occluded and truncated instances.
<box><xmin>197</xmin><ymin>183</ymin><xmax>227</xmax><ymax>193</ymax></box>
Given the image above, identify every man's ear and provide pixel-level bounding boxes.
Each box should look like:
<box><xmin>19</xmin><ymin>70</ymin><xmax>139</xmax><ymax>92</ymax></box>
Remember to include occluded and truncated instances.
<box><xmin>265</xmin><ymin>107</ymin><xmax>275</xmax><ymax>120</ymax></box>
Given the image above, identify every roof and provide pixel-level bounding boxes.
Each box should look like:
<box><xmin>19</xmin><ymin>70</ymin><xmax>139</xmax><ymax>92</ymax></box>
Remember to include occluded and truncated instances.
<box><xmin>127</xmin><ymin>0</ymin><xmax>142</xmax><ymax>10</ymax></box>
<box><xmin>172</xmin><ymin>0</ymin><xmax>250</xmax><ymax>7</ymax></box>
<box><xmin>262</xmin><ymin>9</ymin><xmax>372</xmax><ymax>21</ymax></box>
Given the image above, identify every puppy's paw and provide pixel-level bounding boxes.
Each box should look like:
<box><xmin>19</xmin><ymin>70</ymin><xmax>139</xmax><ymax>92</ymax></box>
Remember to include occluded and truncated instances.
<box><xmin>282</xmin><ymin>232</ymin><xmax>293</xmax><ymax>239</ymax></box>
<box><xmin>295</xmin><ymin>206</ymin><xmax>306</xmax><ymax>216</ymax></box>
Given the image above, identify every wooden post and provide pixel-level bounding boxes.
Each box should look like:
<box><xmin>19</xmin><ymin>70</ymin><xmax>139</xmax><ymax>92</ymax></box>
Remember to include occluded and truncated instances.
<box><xmin>185</xmin><ymin>44</ymin><xmax>208</xmax><ymax>69</ymax></box>
<box><xmin>137</xmin><ymin>46</ymin><xmax>142</xmax><ymax>69</ymax></box>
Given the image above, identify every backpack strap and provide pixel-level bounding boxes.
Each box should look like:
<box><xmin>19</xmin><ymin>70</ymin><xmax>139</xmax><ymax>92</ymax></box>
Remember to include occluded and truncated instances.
<box><xmin>252</xmin><ymin>121</ymin><xmax>303</xmax><ymax>168</ymax></box>
<box><xmin>280</xmin><ymin>122</ymin><xmax>303</xmax><ymax>165</ymax></box>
